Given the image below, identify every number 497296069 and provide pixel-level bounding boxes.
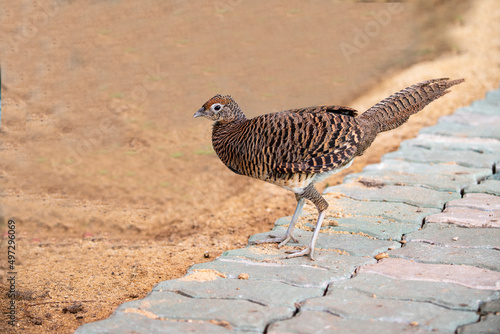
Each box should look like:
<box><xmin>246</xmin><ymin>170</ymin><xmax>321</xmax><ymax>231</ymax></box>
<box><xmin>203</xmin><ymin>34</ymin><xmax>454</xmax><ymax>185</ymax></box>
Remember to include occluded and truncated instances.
<box><xmin>7</xmin><ymin>219</ymin><xmax>15</xmax><ymax>270</ymax></box>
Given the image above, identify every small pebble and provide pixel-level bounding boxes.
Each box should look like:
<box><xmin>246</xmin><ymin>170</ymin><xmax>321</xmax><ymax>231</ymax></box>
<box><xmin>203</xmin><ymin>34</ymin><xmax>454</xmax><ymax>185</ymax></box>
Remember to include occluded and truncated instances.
<box><xmin>83</xmin><ymin>232</ymin><xmax>94</xmax><ymax>239</ymax></box>
<box><xmin>375</xmin><ymin>252</ymin><xmax>389</xmax><ymax>260</ymax></box>
<box><xmin>327</xmin><ymin>220</ymin><xmax>339</xmax><ymax>226</ymax></box>
<box><xmin>238</xmin><ymin>273</ymin><xmax>249</xmax><ymax>280</ymax></box>
<box><xmin>452</xmin><ymin>237</ymin><xmax>459</xmax><ymax>241</ymax></box>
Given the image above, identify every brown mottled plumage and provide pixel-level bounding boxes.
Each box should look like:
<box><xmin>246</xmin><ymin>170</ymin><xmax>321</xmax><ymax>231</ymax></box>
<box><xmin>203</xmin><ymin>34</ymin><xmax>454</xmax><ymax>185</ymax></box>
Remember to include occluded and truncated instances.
<box><xmin>194</xmin><ymin>78</ymin><xmax>464</xmax><ymax>259</ymax></box>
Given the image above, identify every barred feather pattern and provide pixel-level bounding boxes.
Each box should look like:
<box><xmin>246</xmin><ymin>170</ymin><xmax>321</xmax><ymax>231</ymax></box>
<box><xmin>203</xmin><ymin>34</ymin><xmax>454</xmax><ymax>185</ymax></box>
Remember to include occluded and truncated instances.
<box><xmin>212</xmin><ymin>106</ymin><xmax>363</xmax><ymax>190</ymax></box>
<box><xmin>198</xmin><ymin>78</ymin><xmax>463</xmax><ymax>206</ymax></box>
<box><xmin>358</xmin><ymin>78</ymin><xmax>465</xmax><ymax>133</ymax></box>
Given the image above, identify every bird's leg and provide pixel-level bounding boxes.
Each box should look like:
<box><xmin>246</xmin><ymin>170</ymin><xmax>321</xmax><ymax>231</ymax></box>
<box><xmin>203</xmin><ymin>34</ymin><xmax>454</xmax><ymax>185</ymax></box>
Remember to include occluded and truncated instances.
<box><xmin>285</xmin><ymin>211</ymin><xmax>326</xmax><ymax>260</ymax></box>
<box><xmin>285</xmin><ymin>185</ymin><xmax>328</xmax><ymax>260</ymax></box>
<box><xmin>275</xmin><ymin>196</ymin><xmax>304</xmax><ymax>247</ymax></box>
<box><xmin>250</xmin><ymin>197</ymin><xmax>305</xmax><ymax>247</ymax></box>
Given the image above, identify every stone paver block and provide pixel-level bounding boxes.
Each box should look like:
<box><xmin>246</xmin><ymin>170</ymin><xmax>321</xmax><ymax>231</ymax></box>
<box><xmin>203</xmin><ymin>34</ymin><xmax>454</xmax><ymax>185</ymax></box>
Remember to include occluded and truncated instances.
<box><xmin>425</xmin><ymin>207</ymin><xmax>500</xmax><ymax>228</ymax></box>
<box><xmin>331</xmin><ymin>272</ymin><xmax>500</xmax><ymax>311</ymax></box>
<box><xmin>485</xmin><ymin>90</ymin><xmax>500</xmax><ymax>103</ymax></box>
<box><xmin>439</xmin><ymin>113</ymin><xmax>500</xmax><ymax>127</ymax></box>
<box><xmin>267</xmin><ymin>310</ymin><xmax>435</xmax><ymax>334</ymax></box>
<box><xmin>419</xmin><ymin>122</ymin><xmax>500</xmax><ymax>140</ymax></box>
<box><xmin>406</xmin><ymin>223</ymin><xmax>500</xmax><ymax>250</ymax></box>
<box><xmin>465</xmin><ymin>180</ymin><xmax>500</xmax><ymax>196</ymax></box>
<box><xmin>322</xmin><ymin>193</ymin><xmax>439</xmax><ymax>222</ymax></box>
<box><xmin>480</xmin><ymin>299</ymin><xmax>500</xmax><ymax>314</ymax></box>
<box><xmin>74</xmin><ymin>312</ymin><xmax>235</xmax><ymax>334</ymax></box>
<box><xmin>457</xmin><ymin>314</ymin><xmax>500</xmax><ymax>334</ymax></box>
<box><xmin>188</xmin><ymin>256</ymin><xmax>375</xmax><ymax>288</ymax></box>
<box><xmin>302</xmin><ymin>289</ymin><xmax>478</xmax><ymax>332</ymax></box>
<box><xmin>383</xmin><ymin>148</ymin><xmax>498</xmax><ymax>168</ymax></box>
<box><xmin>323</xmin><ymin>216</ymin><xmax>418</xmax><ymax>241</ymax></box>
<box><xmin>275</xmin><ymin>216</ymin><xmax>420</xmax><ymax>241</ymax></box>
<box><xmin>248</xmin><ymin>226</ymin><xmax>400</xmax><ymax>257</ymax></box>
<box><xmin>456</xmin><ymin>104</ymin><xmax>500</xmax><ymax>116</ymax></box>
<box><xmin>389</xmin><ymin>242</ymin><xmax>500</xmax><ymax>271</ymax></box>
<box><xmin>446</xmin><ymin>193</ymin><xmax>500</xmax><ymax>211</ymax></box>
<box><xmin>113</xmin><ymin>290</ymin><xmax>293</xmax><ymax>332</ymax></box>
<box><xmin>153</xmin><ymin>275</ymin><xmax>324</xmax><ymax>307</ymax></box>
<box><xmin>361</xmin><ymin>258</ymin><xmax>500</xmax><ymax>290</ymax></box>
<box><xmin>486</xmin><ymin>173</ymin><xmax>500</xmax><ymax>180</ymax></box>
<box><xmin>471</xmin><ymin>97</ymin><xmax>500</xmax><ymax>108</ymax></box>
<box><xmin>400</xmin><ymin>134</ymin><xmax>500</xmax><ymax>154</ymax></box>
<box><xmin>364</xmin><ymin>159</ymin><xmax>492</xmax><ymax>177</ymax></box>
<box><xmin>325</xmin><ymin>183</ymin><xmax>460</xmax><ymax>209</ymax></box>
<box><xmin>344</xmin><ymin>171</ymin><xmax>473</xmax><ymax>193</ymax></box>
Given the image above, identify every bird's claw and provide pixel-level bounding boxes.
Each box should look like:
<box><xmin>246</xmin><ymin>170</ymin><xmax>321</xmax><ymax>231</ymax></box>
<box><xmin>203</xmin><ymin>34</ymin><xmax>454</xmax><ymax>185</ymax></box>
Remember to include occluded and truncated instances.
<box><xmin>250</xmin><ymin>233</ymin><xmax>298</xmax><ymax>247</ymax></box>
<box><xmin>285</xmin><ymin>246</ymin><xmax>315</xmax><ymax>260</ymax></box>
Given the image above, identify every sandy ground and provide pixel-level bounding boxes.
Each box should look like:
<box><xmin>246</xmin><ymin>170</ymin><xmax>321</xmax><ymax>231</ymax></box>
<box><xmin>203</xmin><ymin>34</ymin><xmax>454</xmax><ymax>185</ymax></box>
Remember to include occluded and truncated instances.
<box><xmin>0</xmin><ymin>0</ymin><xmax>499</xmax><ymax>333</ymax></box>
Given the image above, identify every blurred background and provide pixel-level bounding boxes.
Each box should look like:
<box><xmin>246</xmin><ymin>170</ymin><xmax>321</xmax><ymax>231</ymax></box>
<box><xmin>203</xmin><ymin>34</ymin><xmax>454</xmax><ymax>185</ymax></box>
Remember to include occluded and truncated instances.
<box><xmin>1</xmin><ymin>0</ymin><xmax>499</xmax><ymax>333</ymax></box>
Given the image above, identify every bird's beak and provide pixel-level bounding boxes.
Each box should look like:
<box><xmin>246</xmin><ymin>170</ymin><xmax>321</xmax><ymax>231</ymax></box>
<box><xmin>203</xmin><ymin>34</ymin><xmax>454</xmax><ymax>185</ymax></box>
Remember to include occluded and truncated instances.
<box><xmin>193</xmin><ymin>107</ymin><xmax>206</xmax><ymax>118</ymax></box>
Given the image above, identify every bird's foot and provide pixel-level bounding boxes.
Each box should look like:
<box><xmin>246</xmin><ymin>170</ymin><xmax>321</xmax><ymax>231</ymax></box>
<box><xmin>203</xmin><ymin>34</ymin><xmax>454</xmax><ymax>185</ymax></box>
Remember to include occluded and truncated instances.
<box><xmin>285</xmin><ymin>246</ymin><xmax>315</xmax><ymax>260</ymax></box>
<box><xmin>250</xmin><ymin>233</ymin><xmax>299</xmax><ymax>248</ymax></box>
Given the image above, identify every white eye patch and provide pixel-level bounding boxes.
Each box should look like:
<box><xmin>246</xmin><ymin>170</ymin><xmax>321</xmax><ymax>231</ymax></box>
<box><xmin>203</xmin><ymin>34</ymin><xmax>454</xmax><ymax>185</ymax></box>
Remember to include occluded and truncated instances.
<box><xmin>211</xmin><ymin>103</ymin><xmax>223</xmax><ymax>113</ymax></box>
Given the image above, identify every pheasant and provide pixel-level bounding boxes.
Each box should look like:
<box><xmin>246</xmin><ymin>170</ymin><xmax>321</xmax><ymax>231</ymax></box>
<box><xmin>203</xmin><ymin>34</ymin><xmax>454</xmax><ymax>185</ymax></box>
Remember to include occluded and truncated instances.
<box><xmin>194</xmin><ymin>78</ymin><xmax>464</xmax><ymax>260</ymax></box>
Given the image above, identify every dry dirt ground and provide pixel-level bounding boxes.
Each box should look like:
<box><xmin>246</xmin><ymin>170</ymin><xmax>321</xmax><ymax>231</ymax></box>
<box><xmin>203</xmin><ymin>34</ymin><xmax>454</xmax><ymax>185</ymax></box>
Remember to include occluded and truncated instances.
<box><xmin>1</xmin><ymin>0</ymin><xmax>499</xmax><ymax>333</ymax></box>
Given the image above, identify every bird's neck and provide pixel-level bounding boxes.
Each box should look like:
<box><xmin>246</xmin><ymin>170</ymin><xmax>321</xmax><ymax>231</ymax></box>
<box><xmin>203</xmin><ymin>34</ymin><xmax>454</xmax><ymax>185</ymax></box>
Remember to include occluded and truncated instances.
<box><xmin>212</xmin><ymin>116</ymin><xmax>246</xmax><ymax>137</ymax></box>
<box><xmin>214</xmin><ymin>109</ymin><xmax>248</xmax><ymax>127</ymax></box>
<box><xmin>211</xmin><ymin>116</ymin><xmax>247</xmax><ymax>171</ymax></box>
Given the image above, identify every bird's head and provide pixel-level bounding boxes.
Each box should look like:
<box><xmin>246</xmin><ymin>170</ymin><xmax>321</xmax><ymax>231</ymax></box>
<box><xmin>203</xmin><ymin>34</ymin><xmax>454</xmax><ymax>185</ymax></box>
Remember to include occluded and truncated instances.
<box><xmin>193</xmin><ymin>94</ymin><xmax>246</xmax><ymax>123</ymax></box>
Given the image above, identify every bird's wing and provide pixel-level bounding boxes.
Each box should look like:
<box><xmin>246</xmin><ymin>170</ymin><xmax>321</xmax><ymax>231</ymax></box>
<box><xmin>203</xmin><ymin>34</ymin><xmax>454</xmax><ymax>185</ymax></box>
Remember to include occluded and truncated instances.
<box><xmin>287</xmin><ymin>105</ymin><xmax>359</xmax><ymax>117</ymax></box>
<box><xmin>275</xmin><ymin>143</ymin><xmax>358</xmax><ymax>173</ymax></box>
<box><xmin>263</xmin><ymin>107</ymin><xmax>363</xmax><ymax>174</ymax></box>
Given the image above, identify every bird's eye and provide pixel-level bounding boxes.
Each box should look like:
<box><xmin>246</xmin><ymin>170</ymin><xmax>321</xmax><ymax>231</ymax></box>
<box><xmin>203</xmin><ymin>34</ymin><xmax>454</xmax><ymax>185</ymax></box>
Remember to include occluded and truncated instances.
<box><xmin>212</xmin><ymin>104</ymin><xmax>222</xmax><ymax>112</ymax></box>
